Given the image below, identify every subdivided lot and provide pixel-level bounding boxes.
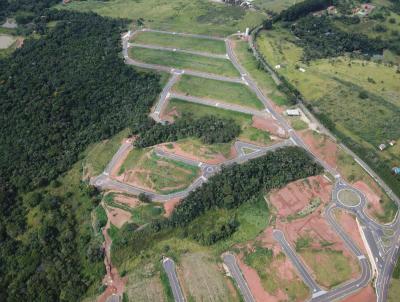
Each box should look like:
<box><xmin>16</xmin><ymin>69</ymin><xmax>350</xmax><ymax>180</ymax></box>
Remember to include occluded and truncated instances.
<box><xmin>124</xmin><ymin>264</ymin><xmax>167</xmax><ymax>302</ymax></box>
<box><xmin>104</xmin><ymin>193</ymin><xmax>164</xmax><ymax>226</ymax></box>
<box><xmin>117</xmin><ymin>148</ymin><xmax>200</xmax><ymax>194</ymax></box>
<box><xmin>243</xmin><ymin>245</ymin><xmax>309</xmax><ymax>302</ymax></box>
<box><xmin>129</xmin><ymin>47</ymin><xmax>240</xmax><ymax>77</ymax></box>
<box><xmin>132</xmin><ymin>31</ymin><xmax>227</xmax><ymax>55</ymax></box>
<box><xmin>173</xmin><ymin>74</ymin><xmax>264</xmax><ymax>109</ymax></box>
<box><xmin>164</xmin><ymin>98</ymin><xmax>273</xmax><ymax>145</ymax></box>
<box><xmin>178</xmin><ymin>252</ymin><xmax>240</xmax><ymax>301</ymax></box>
<box><xmin>160</xmin><ymin>138</ymin><xmax>234</xmax><ymax>165</ymax></box>
<box><xmin>232</xmin><ymin>38</ymin><xmax>290</xmax><ymax>107</ymax></box>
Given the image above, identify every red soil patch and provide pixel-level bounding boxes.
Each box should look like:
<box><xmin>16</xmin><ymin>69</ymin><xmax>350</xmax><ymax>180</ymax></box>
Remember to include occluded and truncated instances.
<box><xmin>269</xmin><ymin>175</ymin><xmax>332</xmax><ymax>217</ymax></box>
<box><xmin>335</xmin><ymin>209</ymin><xmax>368</xmax><ymax>256</ymax></box>
<box><xmin>159</xmin><ymin>142</ymin><xmax>236</xmax><ymax>165</ymax></box>
<box><xmin>298</xmin><ymin>131</ymin><xmax>338</xmax><ymax>169</ymax></box>
<box><xmin>353</xmin><ymin>180</ymin><xmax>384</xmax><ymax>217</ymax></box>
<box><xmin>98</xmin><ymin>214</ymin><xmax>127</xmax><ymax>302</ymax></box>
<box><xmin>114</xmin><ymin>194</ymin><xmax>140</xmax><ymax>208</ymax></box>
<box><xmin>252</xmin><ymin>116</ymin><xmax>287</xmax><ymax>138</ymax></box>
<box><xmin>163</xmin><ymin>197</ymin><xmax>181</xmax><ymax>217</ymax></box>
<box><xmin>106</xmin><ymin>206</ymin><xmax>132</xmax><ymax>229</ymax></box>
<box><xmin>236</xmin><ymin>256</ymin><xmax>284</xmax><ymax>302</ymax></box>
<box><xmin>341</xmin><ymin>284</ymin><xmax>376</xmax><ymax>302</ymax></box>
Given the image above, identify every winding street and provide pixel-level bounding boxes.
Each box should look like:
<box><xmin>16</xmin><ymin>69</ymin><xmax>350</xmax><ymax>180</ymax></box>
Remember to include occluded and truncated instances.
<box><xmin>91</xmin><ymin>28</ymin><xmax>400</xmax><ymax>302</ymax></box>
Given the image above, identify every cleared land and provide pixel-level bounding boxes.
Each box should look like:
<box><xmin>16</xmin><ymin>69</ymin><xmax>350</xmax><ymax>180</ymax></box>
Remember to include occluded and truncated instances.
<box><xmin>118</xmin><ymin>148</ymin><xmax>200</xmax><ymax>194</ymax></box>
<box><xmin>0</xmin><ymin>34</ymin><xmax>15</xmax><ymax>49</ymax></box>
<box><xmin>179</xmin><ymin>252</ymin><xmax>239</xmax><ymax>301</ymax></box>
<box><xmin>129</xmin><ymin>47</ymin><xmax>239</xmax><ymax>77</ymax></box>
<box><xmin>132</xmin><ymin>31</ymin><xmax>226</xmax><ymax>54</ymax></box>
<box><xmin>173</xmin><ymin>74</ymin><xmax>264</xmax><ymax>109</ymax></box>
<box><xmin>164</xmin><ymin>98</ymin><xmax>273</xmax><ymax>146</ymax></box>
<box><xmin>59</xmin><ymin>0</ymin><xmax>264</xmax><ymax>36</ymax></box>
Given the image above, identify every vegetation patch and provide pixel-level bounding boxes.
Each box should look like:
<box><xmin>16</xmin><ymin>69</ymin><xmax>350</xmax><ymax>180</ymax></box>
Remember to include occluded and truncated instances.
<box><xmin>129</xmin><ymin>47</ymin><xmax>240</xmax><ymax>77</ymax></box>
<box><xmin>173</xmin><ymin>75</ymin><xmax>264</xmax><ymax>109</ymax></box>
<box><xmin>132</xmin><ymin>31</ymin><xmax>226</xmax><ymax>54</ymax></box>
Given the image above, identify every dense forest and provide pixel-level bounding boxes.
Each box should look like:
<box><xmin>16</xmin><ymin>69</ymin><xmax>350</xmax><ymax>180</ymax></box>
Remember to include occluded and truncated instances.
<box><xmin>135</xmin><ymin>114</ymin><xmax>241</xmax><ymax>148</ymax></box>
<box><xmin>0</xmin><ymin>0</ymin><xmax>60</xmax><ymax>23</ymax></box>
<box><xmin>278</xmin><ymin>0</ymin><xmax>334</xmax><ymax>21</ymax></box>
<box><xmin>112</xmin><ymin>147</ymin><xmax>322</xmax><ymax>261</ymax></box>
<box><xmin>0</xmin><ymin>10</ymin><xmax>161</xmax><ymax>302</ymax></box>
<box><xmin>292</xmin><ymin>15</ymin><xmax>385</xmax><ymax>60</ymax></box>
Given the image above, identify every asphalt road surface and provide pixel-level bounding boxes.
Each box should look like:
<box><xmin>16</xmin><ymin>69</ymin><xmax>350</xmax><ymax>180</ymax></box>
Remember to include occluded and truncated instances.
<box><xmin>162</xmin><ymin>258</ymin><xmax>185</xmax><ymax>302</ymax></box>
<box><xmin>223</xmin><ymin>253</ymin><xmax>255</xmax><ymax>302</ymax></box>
<box><xmin>94</xmin><ymin>29</ymin><xmax>400</xmax><ymax>302</ymax></box>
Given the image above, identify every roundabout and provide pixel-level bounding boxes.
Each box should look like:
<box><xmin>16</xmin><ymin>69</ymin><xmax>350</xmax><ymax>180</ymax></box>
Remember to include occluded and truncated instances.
<box><xmin>337</xmin><ymin>188</ymin><xmax>361</xmax><ymax>207</ymax></box>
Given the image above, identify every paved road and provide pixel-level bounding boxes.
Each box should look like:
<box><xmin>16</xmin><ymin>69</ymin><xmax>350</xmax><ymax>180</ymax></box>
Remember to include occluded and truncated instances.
<box><xmin>273</xmin><ymin>230</ymin><xmax>323</xmax><ymax>295</ymax></box>
<box><xmin>152</xmin><ymin>72</ymin><xmax>180</xmax><ymax>121</ymax></box>
<box><xmin>170</xmin><ymin>92</ymin><xmax>268</xmax><ymax>117</ymax></box>
<box><xmin>223</xmin><ymin>253</ymin><xmax>255</xmax><ymax>302</ymax></box>
<box><xmin>111</xmin><ymin>28</ymin><xmax>400</xmax><ymax>301</ymax></box>
<box><xmin>128</xmin><ymin>42</ymin><xmax>228</xmax><ymax>59</ymax></box>
<box><xmin>104</xmin><ymin>140</ymin><xmax>132</xmax><ymax>175</ymax></box>
<box><xmin>162</xmin><ymin>258</ymin><xmax>185</xmax><ymax>302</ymax></box>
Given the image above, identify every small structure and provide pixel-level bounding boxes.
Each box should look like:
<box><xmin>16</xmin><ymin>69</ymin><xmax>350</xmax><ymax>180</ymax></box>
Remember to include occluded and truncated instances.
<box><xmin>299</xmin><ymin>67</ymin><xmax>306</xmax><ymax>73</ymax></box>
<box><xmin>245</xmin><ymin>27</ymin><xmax>249</xmax><ymax>37</ymax></box>
<box><xmin>389</xmin><ymin>140</ymin><xmax>396</xmax><ymax>147</ymax></box>
<box><xmin>275</xmin><ymin>64</ymin><xmax>281</xmax><ymax>69</ymax></box>
<box><xmin>378</xmin><ymin>144</ymin><xmax>387</xmax><ymax>151</ymax></box>
<box><xmin>286</xmin><ymin>109</ymin><xmax>301</xmax><ymax>116</ymax></box>
<box><xmin>327</xmin><ymin>6</ymin><xmax>337</xmax><ymax>15</ymax></box>
<box><xmin>392</xmin><ymin>167</ymin><xmax>400</xmax><ymax>175</ymax></box>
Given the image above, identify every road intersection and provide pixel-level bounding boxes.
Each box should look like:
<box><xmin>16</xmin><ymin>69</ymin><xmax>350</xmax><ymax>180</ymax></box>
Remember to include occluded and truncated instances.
<box><xmin>92</xmin><ymin>28</ymin><xmax>400</xmax><ymax>302</ymax></box>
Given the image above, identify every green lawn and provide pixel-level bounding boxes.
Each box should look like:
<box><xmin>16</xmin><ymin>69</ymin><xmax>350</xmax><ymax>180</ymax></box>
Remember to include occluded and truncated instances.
<box><xmin>59</xmin><ymin>0</ymin><xmax>265</xmax><ymax>37</ymax></box>
<box><xmin>132</xmin><ymin>31</ymin><xmax>226</xmax><ymax>54</ymax></box>
<box><xmin>173</xmin><ymin>74</ymin><xmax>264</xmax><ymax>109</ymax></box>
<box><xmin>239</xmin><ymin>126</ymin><xmax>271</xmax><ymax>145</ymax></box>
<box><xmin>129</xmin><ymin>47</ymin><xmax>239</xmax><ymax>77</ymax></box>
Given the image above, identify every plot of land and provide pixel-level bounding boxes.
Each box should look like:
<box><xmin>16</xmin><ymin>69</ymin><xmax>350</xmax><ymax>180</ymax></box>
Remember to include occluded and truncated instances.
<box><xmin>117</xmin><ymin>148</ymin><xmax>200</xmax><ymax>194</ymax></box>
<box><xmin>178</xmin><ymin>252</ymin><xmax>239</xmax><ymax>301</ymax></box>
<box><xmin>159</xmin><ymin>138</ymin><xmax>235</xmax><ymax>165</ymax></box>
<box><xmin>252</xmin><ymin>116</ymin><xmax>287</xmax><ymax>138</ymax></box>
<box><xmin>268</xmin><ymin>175</ymin><xmax>332</xmax><ymax>218</ymax></box>
<box><xmin>0</xmin><ymin>34</ymin><xmax>15</xmax><ymax>49</ymax></box>
<box><xmin>173</xmin><ymin>74</ymin><xmax>264</xmax><ymax>109</ymax></box>
<box><xmin>129</xmin><ymin>47</ymin><xmax>239</xmax><ymax>77</ymax></box>
<box><xmin>125</xmin><ymin>265</ymin><xmax>166</xmax><ymax>302</ymax></box>
<box><xmin>132</xmin><ymin>31</ymin><xmax>227</xmax><ymax>54</ymax></box>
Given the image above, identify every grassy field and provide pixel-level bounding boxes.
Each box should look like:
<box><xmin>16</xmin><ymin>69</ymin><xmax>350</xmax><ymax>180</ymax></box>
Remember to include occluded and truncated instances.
<box><xmin>232</xmin><ymin>38</ymin><xmax>291</xmax><ymax>106</ymax></box>
<box><xmin>239</xmin><ymin>126</ymin><xmax>271</xmax><ymax>145</ymax></box>
<box><xmin>176</xmin><ymin>138</ymin><xmax>233</xmax><ymax>159</ymax></box>
<box><xmin>244</xmin><ymin>245</ymin><xmax>309</xmax><ymax>301</ymax></box>
<box><xmin>338</xmin><ymin>190</ymin><xmax>360</xmax><ymax>207</ymax></box>
<box><xmin>119</xmin><ymin>148</ymin><xmax>200</xmax><ymax>194</ymax></box>
<box><xmin>129</xmin><ymin>47</ymin><xmax>240</xmax><ymax>77</ymax></box>
<box><xmin>299</xmin><ymin>249</ymin><xmax>357</xmax><ymax>288</ymax></box>
<box><xmin>173</xmin><ymin>74</ymin><xmax>264</xmax><ymax>109</ymax></box>
<box><xmin>290</xmin><ymin>118</ymin><xmax>308</xmax><ymax>131</ymax></box>
<box><xmin>59</xmin><ymin>0</ymin><xmax>265</xmax><ymax>36</ymax></box>
<box><xmin>132</xmin><ymin>31</ymin><xmax>227</xmax><ymax>54</ymax></box>
<box><xmin>388</xmin><ymin>278</ymin><xmax>400</xmax><ymax>302</ymax></box>
<box><xmin>252</xmin><ymin>0</ymin><xmax>294</xmax><ymax>12</ymax></box>
<box><xmin>179</xmin><ymin>253</ymin><xmax>239</xmax><ymax>301</ymax></box>
<box><xmin>256</xmin><ymin>26</ymin><xmax>400</xmax><ymax>202</ymax></box>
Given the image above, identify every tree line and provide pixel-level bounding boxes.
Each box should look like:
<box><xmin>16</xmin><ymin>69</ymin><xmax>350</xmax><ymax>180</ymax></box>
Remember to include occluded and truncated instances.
<box><xmin>0</xmin><ymin>10</ymin><xmax>162</xmax><ymax>301</ymax></box>
<box><xmin>278</xmin><ymin>0</ymin><xmax>334</xmax><ymax>21</ymax></box>
<box><xmin>134</xmin><ymin>113</ymin><xmax>241</xmax><ymax>148</ymax></box>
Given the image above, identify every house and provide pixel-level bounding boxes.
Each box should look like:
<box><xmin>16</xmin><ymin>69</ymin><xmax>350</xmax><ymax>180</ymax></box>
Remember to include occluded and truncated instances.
<box><xmin>286</xmin><ymin>109</ymin><xmax>301</xmax><ymax>116</ymax></box>
<box><xmin>378</xmin><ymin>144</ymin><xmax>387</xmax><ymax>151</ymax></box>
<box><xmin>392</xmin><ymin>167</ymin><xmax>400</xmax><ymax>175</ymax></box>
<box><xmin>389</xmin><ymin>140</ymin><xmax>396</xmax><ymax>147</ymax></box>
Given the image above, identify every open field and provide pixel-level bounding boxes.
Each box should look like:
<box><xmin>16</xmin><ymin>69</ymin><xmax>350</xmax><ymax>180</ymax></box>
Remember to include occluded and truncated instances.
<box><xmin>243</xmin><ymin>245</ymin><xmax>309</xmax><ymax>301</ymax></box>
<box><xmin>388</xmin><ymin>278</ymin><xmax>400</xmax><ymax>302</ymax></box>
<box><xmin>59</xmin><ymin>0</ymin><xmax>265</xmax><ymax>36</ymax></box>
<box><xmin>252</xmin><ymin>0</ymin><xmax>295</xmax><ymax>13</ymax></box>
<box><xmin>124</xmin><ymin>264</ymin><xmax>167</xmax><ymax>302</ymax></box>
<box><xmin>132</xmin><ymin>31</ymin><xmax>226</xmax><ymax>54</ymax></box>
<box><xmin>173</xmin><ymin>74</ymin><xmax>264</xmax><ymax>109</ymax></box>
<box><xmin>118</xmin><ymin>148</ymin><xmax>200</xmax><ymax>194</ymax></box>
<box><xmin>232</xmin><ymin>38</ymin><xmax>290</xmax><ymax>107</ymax></box>
<box><xmin>179</xmin><ymin>252</ymin><xmax>239</xmax><ymax>301</ymax></box>
<box><xmin>0</xmin><ymin>34</ymin><xmax>15</xmax><ymax>49</ymax></box>
<box><xmin>129</xmin><ymin>46</ymin><xmax>240</xmax><ymax>77</ymax></box>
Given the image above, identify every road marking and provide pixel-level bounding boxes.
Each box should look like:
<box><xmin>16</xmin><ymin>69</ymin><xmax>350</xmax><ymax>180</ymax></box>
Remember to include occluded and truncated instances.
<box><xmin>358</xmin><ymin>255</ymin><xmax>366</xmax><ymax>260</ymax></box>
